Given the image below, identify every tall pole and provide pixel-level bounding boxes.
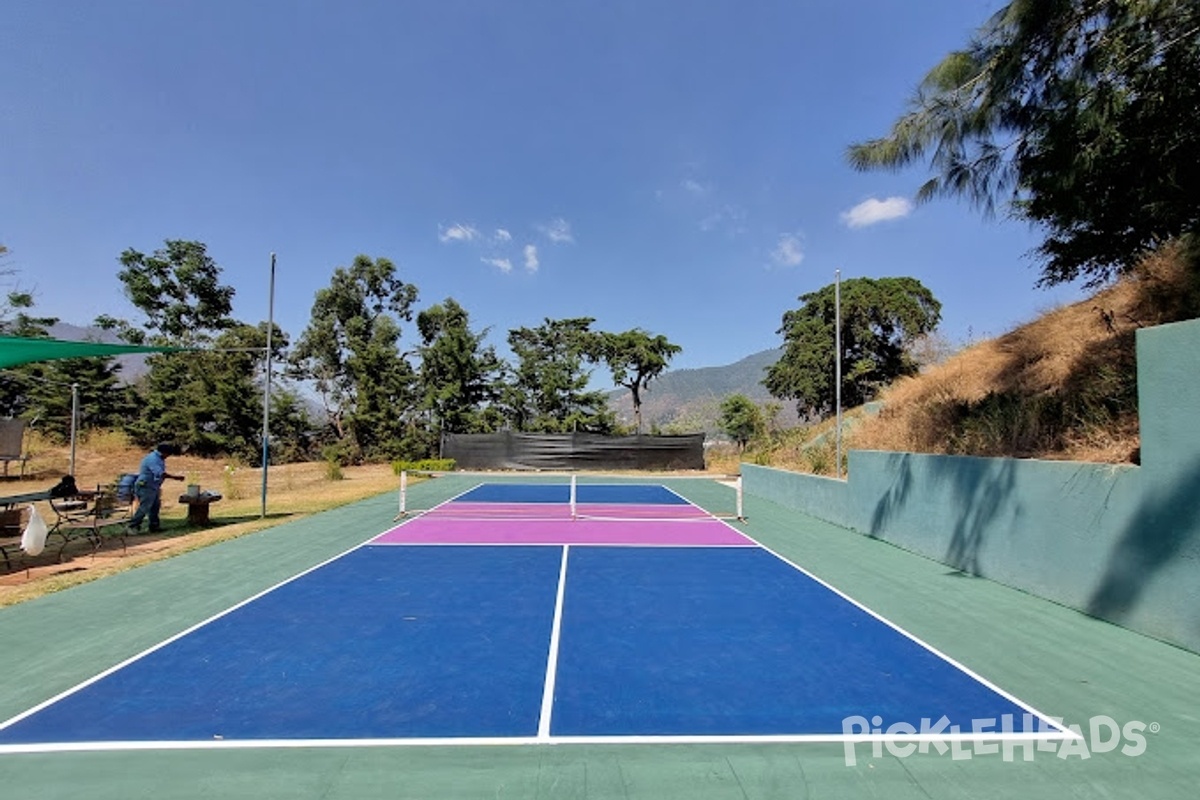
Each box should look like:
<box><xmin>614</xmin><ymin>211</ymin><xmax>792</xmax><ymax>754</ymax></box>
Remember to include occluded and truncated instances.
<box><xmin>69</xmin><ymin>383</ymin><xmax>79</xmax><ymax>477</ymax></box>
<box><xmin>260</xmin><ymin>253</ymin><xmax>276</xmax><ymax>518</ymax></box>
<box><xmin>835</xmin><ymin>269</ymin><xmax>843</xmax><ymax>480</ymax></box>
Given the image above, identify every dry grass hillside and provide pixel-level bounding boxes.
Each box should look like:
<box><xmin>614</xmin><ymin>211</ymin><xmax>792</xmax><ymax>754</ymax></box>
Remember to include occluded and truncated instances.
<box><xmin>747</xmin><ymin>243</ymin><xmax>1200</xmax><ymax>474</ymax></box>
<box><xmin>849</xmin><ymin>244</ymin><xmax>1200</xmax><ymax>465</ymax></box>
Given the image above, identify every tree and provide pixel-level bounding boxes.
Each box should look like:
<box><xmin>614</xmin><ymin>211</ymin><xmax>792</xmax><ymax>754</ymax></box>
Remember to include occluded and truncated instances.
<box><xmin>506</xmin><ymin>317</ymin><xmax>614</xmax><ymax>433</ymax></box>
<box><xmin>268</xmin><ymin>387</ymin><xmax>318</xmax><ymax>464</ymax></box>
<box><xmin>106</xmin><ymin>240</ymin><xmax>236</xmax><ymax>343</ymax></box>
<box><xmin>847</xmin><ymin>0</ymin><xmax>1200</xmax><ymax>286</ymax></box>
<box><xmin>764</xmin><ymin>277</ymin><xmax>941</xmax><ymax>417</ymax></box>
<box><xmin>598</xmin><ymin>329</ymin><xmax>682</xmax><ymax>434</ymax></box>
<box><xmin>0</xmin><ymin>245</ymin><xmax>60</xmax><ymax>417</ymax></box>
<box><xmin>719</xmin><ymin>394</ymin><xmax>765</xmax><ymax>451</ymax></box>
<box><xmin>126</xmin><ymin>323</ymin><xmax>287</xmax><ymax>458</ymax></box>
<box><xmin>291</xmin><ymin>255</ymin><xmax>421</xmax><ymax>460</ymax></box>
<box><xmin>416</xmin><ymin>298</ymin><xmax>505</xmax><ymax>435</ymax></box>
<box><xmin>101</xmin><ymin>239</ymin><xmax>292</xmax><ymax>458</ymax></box>
<box><xmin>1</xmin><ymin>243</ymin><xmax>57</xmax><ymax>341</ymax></box>
<box><xmin>24</xmin><ymin>356</ymin><xmax>136</xmax><ymax>441</ymax></box>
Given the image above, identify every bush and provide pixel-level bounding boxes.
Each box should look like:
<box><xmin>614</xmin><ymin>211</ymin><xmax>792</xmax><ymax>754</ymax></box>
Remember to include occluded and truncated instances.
<box><xmin>391</xmin><ymin>458</ymin><xmax>456</xmax><ymax>475</ymax></box>
<box><xmin>321</xmin><ymin>443</ymin><xmax>350</xmax><ymax>481</ymax></box>
<box><xmin>323</xmin><ymin>458</ymin><xmax>344</xmax><ymax>481</ymax></box>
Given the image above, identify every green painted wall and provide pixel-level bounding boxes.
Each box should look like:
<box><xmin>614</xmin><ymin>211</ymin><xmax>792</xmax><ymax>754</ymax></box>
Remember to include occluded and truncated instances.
<box><xmin>743</xmin><ymin>317</ymin><xmax>1200</xmax><ymax>653</ymax></box>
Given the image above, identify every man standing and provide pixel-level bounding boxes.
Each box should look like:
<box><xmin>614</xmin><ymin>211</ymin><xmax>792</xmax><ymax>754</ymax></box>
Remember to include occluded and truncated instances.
<box><xmin>128</xmin><ymin>443</ymin><xmax>184</xmax><ymax>533</ymax></box>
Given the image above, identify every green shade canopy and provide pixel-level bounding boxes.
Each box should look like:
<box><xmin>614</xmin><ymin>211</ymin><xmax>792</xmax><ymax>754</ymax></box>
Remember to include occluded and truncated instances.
<box><xmin>0</xmin><ymin>336</ymin><xmax>186</xmax><ymax>369</ymax></box>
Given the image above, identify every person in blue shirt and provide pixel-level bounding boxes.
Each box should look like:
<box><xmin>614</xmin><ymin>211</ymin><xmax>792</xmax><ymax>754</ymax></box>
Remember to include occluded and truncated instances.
<box><xmin>127</xmin><ymin>443</ymin><xmax>185</xmax><ymax>533</ymax></box>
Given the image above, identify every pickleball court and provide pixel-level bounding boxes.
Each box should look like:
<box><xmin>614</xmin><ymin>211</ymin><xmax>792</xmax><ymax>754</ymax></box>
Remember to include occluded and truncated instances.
<box><xmin>0</xmin><ymin>481</ymin><xmax>1071</xmax><ymax>751</ymax></box>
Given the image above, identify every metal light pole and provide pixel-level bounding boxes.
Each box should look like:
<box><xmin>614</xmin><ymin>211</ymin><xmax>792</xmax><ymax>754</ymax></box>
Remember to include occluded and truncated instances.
<box><xmin>260</xmin><ymin>253</ymin><xmax>276</xmax><ymax>518</ymax></box>
<box><xmin>835</xmin><ymin>269</ymin><xmax>843</xmax><ymax>480</ymax></box>
<box><xmin>69</xmin><ymin>383</ymin><xmax>79</xmax><ymax>476</ymax></box>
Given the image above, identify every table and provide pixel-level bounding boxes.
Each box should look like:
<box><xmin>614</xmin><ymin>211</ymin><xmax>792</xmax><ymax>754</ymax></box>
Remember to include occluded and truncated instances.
<box><xmin>177</xmin><ymin>492</ymin><xmax>222</xmax><ymax>525</ymax></box>
<box><xmin>1</xmin><ymin>491</ymin><xmax>51</xmax><ymax>536</ymax></box>
<box><xmin>0</xmin><ymin>490</ymin><xmax>51</xmax><ymax>510</ymax></box>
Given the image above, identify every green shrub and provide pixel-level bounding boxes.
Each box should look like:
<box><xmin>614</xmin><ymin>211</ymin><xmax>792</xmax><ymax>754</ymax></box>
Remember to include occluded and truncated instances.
<box><xmin>324</xmin><ymin>459</ymin><xmax>344</xmax><ymax>481</ymax></box>
<box><xmin>321</xmin><ymin>443</ymin><xmax>349</xmax><ymax>481</ymax></box>
<box><xmin>221</xmin><ymin>462</ymin><xmax>246</xmax><ymax>500</ymax></box>
<box><xmin>804</xmin><ymin>444</ymin><xmax>832</xmax><ymax>475</ymax></box>
<box><xmin>391</xmin><ymin>458</ymin><xmax>456</xmax><ymax>475</ymax></box>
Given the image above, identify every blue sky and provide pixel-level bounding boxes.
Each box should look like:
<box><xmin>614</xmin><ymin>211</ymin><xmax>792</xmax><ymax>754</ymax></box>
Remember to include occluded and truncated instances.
<box><xmin>3</xmin><ymin>0</ymin><xmax>1084</xmax><ymax>375</ymax></box>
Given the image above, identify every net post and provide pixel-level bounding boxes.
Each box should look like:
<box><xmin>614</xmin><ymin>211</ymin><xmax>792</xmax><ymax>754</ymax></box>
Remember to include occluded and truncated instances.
<box><xmin>736</xmin><ymin>474</ymin><xmax>745</xmax><ymax>521</ymax></box>
<box><xmin>570</xmin><ymin>473</ymin><xmax>577</xmax><ymax>520</ymax></box>
<box><xmin>396</xmin><ymin>470</ymin><xmax>408</xmax><ymax>520</ymax></box>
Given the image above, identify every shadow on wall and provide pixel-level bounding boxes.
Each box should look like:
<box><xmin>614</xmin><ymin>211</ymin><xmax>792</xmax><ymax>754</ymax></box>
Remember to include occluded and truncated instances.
<box><xmin>941</xmin><ymin>459</ymin><xmax>1018</xmax><ymax>576</ymax></box>
<box><xmin>868</xmin><ymin>452</ymin><xmax>913</xmax><ymax>539</ymax></box>
<box><xmin>1086</xmin><ymin>455</ymin><xmax>1200</xmax><ymax>622</ymax></box>
<box><xmin>869</xmin><ymin>453</ymin><xmax>1019</xmax><ymax>577</ymax></box>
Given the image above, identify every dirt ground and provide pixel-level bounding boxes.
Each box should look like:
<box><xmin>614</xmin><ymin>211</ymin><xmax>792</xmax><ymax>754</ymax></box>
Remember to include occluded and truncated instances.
<box><xmin>0</xmin><ymin>436</ymin><xmax>402</xmax><ymax>605</ymax></box>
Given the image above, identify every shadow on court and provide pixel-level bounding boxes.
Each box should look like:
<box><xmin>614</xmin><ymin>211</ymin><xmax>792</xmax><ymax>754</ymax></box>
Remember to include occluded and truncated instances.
<box><xmin>200</xmin><ymin>512</ymin><xmax>299</xmax><ymax>526</ymax></box>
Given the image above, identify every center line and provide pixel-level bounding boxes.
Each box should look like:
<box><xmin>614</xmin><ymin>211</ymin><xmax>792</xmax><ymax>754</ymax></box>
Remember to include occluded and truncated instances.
<box><xmin>538</xmin><ymin>545</ymin><xmax>570</xmax><ymax>740</ymax></box>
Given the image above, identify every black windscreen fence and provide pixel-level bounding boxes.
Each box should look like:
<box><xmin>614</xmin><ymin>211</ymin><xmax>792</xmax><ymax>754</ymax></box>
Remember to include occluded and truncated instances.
<box><xmin>442</xmin><ymin>432</ymin><xmax>705</xmax><ymax>471</ymax></box>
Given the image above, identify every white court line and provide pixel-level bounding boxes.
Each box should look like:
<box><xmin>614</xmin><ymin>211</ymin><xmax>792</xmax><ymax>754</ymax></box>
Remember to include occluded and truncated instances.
<box><xmin>0</xmin><ymin>480</ymin><xmax>486</xmax><ymax>736</ymax></box>
<box><xmin>537</xmin><ymin>545</ymin><xmax>570</xmax><ymax>740</ymax></box>
<box><xmin>652</xmin><ymin>481</ymin><xmax>1075</xmax><ymax>737</ymax></box>
<box><xmin>382</xmin><ymin>481</ymin><xmax>486</xmax><ymax>529</ymax></box>
<box><xmin>0</xmin><ymin>479</ymin><xmax>1078</xmax><ymax>751</ymax></box>
<box><xmin>0</xmin><ymin>538</ymin><xmax>374</xmax><ymax>735</ymax></box>
<box><xmin>0</xmin><ymin>727</ymin><xmax>1075</xmax><ymax>755</ymax></box>
<box><xmin>742</xmin><ymin>535</ymin><xmax>1076</xmax><ymax>737</ymax></box>
<box><xmin>367</xmin><ymin>541</ymin><xmax>753</xmax><ymax>549</ymax></box>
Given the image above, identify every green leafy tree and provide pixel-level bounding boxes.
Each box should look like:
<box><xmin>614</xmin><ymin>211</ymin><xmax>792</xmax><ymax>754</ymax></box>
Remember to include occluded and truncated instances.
<box><xmin>416</xmin><ymin>298</ymin><xmax>505</xmax><ymax>435</ymax></box>
<box><xmin>507</xmin><ymin>317</ymin><xmax>614</xmax><ymax>433</ymax></box>
<box><xmin>598</xmin><ymin>329</ymin><xmax>682</xmax><ymax>434</ymax></box>
<box><xmin>25</xmin><ymin>356</ymin><xmax>136</xmax><ymax>441</ymax></box>
<box><xmin>719</xmin><ymin>394</ymin><xmax>765</xmax><ymax>451</ymax></box>
<box><xmin>291</xmin><ymin>255</ymin><xmax>421</xmax><ymax>460</ymax></box>
<box><xmin>847</xmin><ymin>0</ymin><xmax>1200</xmax><ymax>286</ymax></box>
<box><xmin>102</xmin><ymin>240</ymin><xmax>284</xmax><ymax>457</ymax></box>
<box><xmin>0</xmin><ymin>246</ymin><xmax>60</xmax><ymax>417</ymax></box>
<box><xmin>103</xmin><ymin>240</ymin><xmax>236</xmax><ymax>343</ymax></box>
<box><xmin>128</xmin><ymin>323</ymin><xmax>287</xmax><ymax>458</ymax></box>
<box><xmin>0</xmin><ymin>244</ymin><xmax>49</xmax><ymax>335</ymax></box>
<box><xmin>268</xmin><ymin>387</ymin><xmax>317</xmax><ymax>464</ymax></box>
<box><xmin>765</xmin><ymin>277</ymin><xmax>941</xmax><ymax>417</ymax></box>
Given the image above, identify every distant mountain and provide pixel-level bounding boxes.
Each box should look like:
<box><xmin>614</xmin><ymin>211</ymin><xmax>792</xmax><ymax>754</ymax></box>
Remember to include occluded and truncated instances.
<box><xmin>607</xmin><ymin>348</ymin><xmax>794</xmax><ymax>433</ymax></box>
<box><xmin>48</xmin><ymin>322</ymin><xmax>115</xmax><ymax>342</ymax></box>
<box><xmin>48</xmin><ymin>322</ymin><xmax>149</xmax><ymax>382</ymax></box>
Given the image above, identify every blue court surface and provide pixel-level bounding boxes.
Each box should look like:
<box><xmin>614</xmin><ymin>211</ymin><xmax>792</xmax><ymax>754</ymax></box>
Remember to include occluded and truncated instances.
<box><xmin>0</xmin><ymin>483</ymin><xmax>1070</xmax><ymax>751</ymax></box>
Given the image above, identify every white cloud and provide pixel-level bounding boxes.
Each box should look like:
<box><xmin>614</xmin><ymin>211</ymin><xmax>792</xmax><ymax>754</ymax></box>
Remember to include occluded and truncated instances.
<box><xmin>481</xmin><ymin>257</ymin><xmax>513</xmax><ymax>273</ymax></box>
<box><xmin>494</xmin><ymin>228</ymin><xmax>512</xmax><ymax>242</ymax></box>
<box><xmin>681</xmin><ymin>178</ymin><xmax>709</xmax><ymax>196</ymax></box>
<box><xmin>771</xmin><ymin>233</ymin><xmax>805</xmax><ymax>267</ymax></box>
<box><xmin>539</xmin><ymin>217</ymin><xmax>574</xmax><ymax>244</ymax></box>
<box><xmin>700</xmin><ymin>204</ymin><xmax>748</xmax><ymax>234</ymax></box>
<box><xmin>438</xmin><ymin>223</ymin><xmax>480</xmax><ymax>243</ymax></box>
<box><xmin>841</xmin><ymin>196</ymin><xmax>914</xmax><ymax>228</ymax></box>
<box><xmin>523</xmin><ymin>244</ymin><xmax>539</xmax><ymax>273</ymax></box>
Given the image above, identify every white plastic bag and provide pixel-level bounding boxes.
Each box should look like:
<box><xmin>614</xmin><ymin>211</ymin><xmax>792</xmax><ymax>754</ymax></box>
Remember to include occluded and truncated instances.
<box><xmin>21</xmin><ymin>504</ymin><xmax>48</xmax><ymax>557</ymax></box>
